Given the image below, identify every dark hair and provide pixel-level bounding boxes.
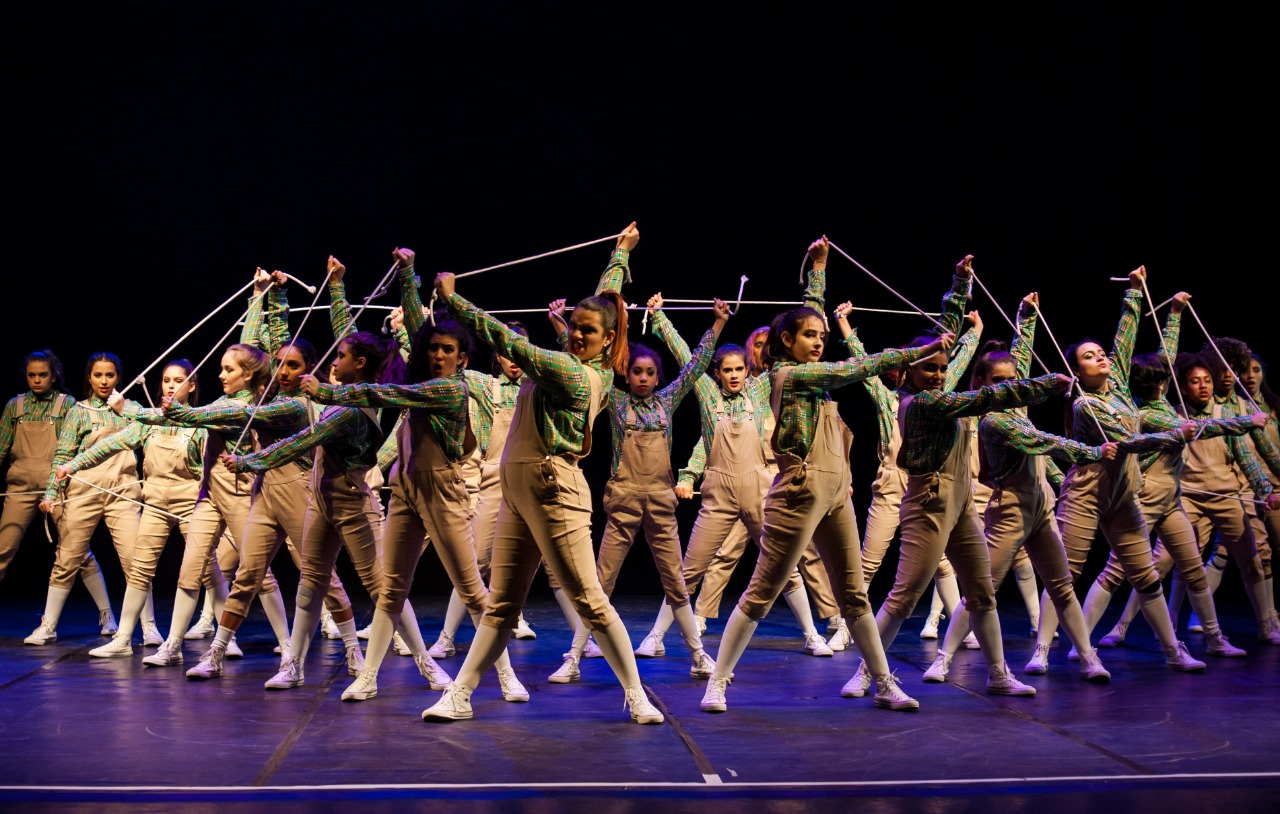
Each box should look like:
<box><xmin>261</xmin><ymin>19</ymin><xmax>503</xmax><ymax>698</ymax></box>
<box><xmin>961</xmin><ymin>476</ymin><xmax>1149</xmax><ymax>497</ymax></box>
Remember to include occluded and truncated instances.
<box><xmin>1128</xmin><ymin>352</ymin><xmax>1172</xmax><ymax>402</ymax></box>
<box><xmin>264</xmin><ymin>337</ymin><xmax>317</xmax><ymax>401</ymax></box>
<box><xmin>573</xmin><ymin>290</ymin><xmax>629</xmax><ymax>375</ymax></box>
<box><xmin>745</xmin><ymin>326</ymin><xmax>770</xmax><ymax>377</ymax></box>
<box><xmin>1175</xmin><ymin>352</ymin><xmax>1216</xmax><ymax>402</ymax></box>
<box><xmin>158</xmin><ymin>358</ymin><xmax>198</xmax><ymax>407</ymax></box>
<box><xmin>225</xmin><ymin>343</ymin><xmax>272</xmax><ymax>397</ymax></box>
<box><xmin>407</xmin><ymin>319</ymin><xmax>474</xmax><ymax>384</ymax></box>
<box><xmin>713</xmin><ymin>344</ymin><xmax>747</xmax><ymax>371</ymax></box>
<box><xmin>82</xmin><ymin>352</ymin><xmax>122</xmax><ymax>400</ymax></box>
<box><xmin>1250</xmin><ymin>352</ymin><xmax>1280</xmax><ymax>415</ymax></box>
<box><xmin>764</xmin><ymin>307</ymin><xmax>824</xmax><ymax>367</ymax></box>
<box><xmin>969</xmin><ymin>339</ymin><xmax>1013</xmax><ymax>389</ymax></box>
<box><xmin>626</xmin><ymin>343</ymin><xmax>665</xmax><ymax>387</ymax></box>
<box><xmin>491</xmin><ymin>321</ymin><xmax>529</xmax><ymax>377</ymax></box>
<box><xmin>23</xmin><ymin>349</ymin><xmax>68</xmax><ymax>393</ymax></box>
<box><xmin>1206</xmin><ymin>337</ymin><xmax>1251</xmax><ymax>380</ymax></box>
<box><xmin>1063</xmin><ymin>338</ymin><xmax>1102</xmax><ymax>372</ymax></box>
<box><xmin>340</xmin><ymin>331</ymin><xmax>404</xmax><ymax>384</ymax></box>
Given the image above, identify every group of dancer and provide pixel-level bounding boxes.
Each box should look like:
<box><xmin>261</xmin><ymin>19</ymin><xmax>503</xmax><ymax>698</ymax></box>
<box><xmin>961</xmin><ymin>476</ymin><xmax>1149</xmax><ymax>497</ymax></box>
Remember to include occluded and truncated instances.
<box><xmin>3</xmin><ymin>225</ymin><xmax>1278</xmax><ymax>725</ymax></box>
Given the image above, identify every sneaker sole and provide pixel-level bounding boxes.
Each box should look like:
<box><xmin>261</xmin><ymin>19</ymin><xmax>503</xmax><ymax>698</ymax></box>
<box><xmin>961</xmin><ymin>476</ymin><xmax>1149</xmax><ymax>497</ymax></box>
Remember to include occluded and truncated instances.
<box><xmin>803</xmin><ymin>649</ymin><xmax>834</xmax><ymax>657</ymax></box>
<box><xmin>631</xmin><ymin>714</ymin><xmax>664</xmax><ymax>724</ymax></box>
<box><xmin>342</xmin><ymin>690</ymin><xmax>376</xmax><ymax>701</ymax></box>
<box><xmin>183</xmin><ymin>631</ymin><xmax>214</xmax><ymax>640</ymax></box>
<box><xmin>987</xmin><ymin>686</ymin><xmax>1037</xmax><ymax>696</ymax></box>
<box><xmin>186</xmin><ymin>671</ymin><xmax>224</xmax><ymax>680</ymax></box>
<box><xmin>922</xmin><ymin>672</ymin><xmax>948</xmax><ymax>684</ymax></box>
<box><xmin>144</xmin><ymin>657</ymin><xmax>183</xmax><ymax>667</ymax></box>
<box><xmin>699</xmin><ymin>703</ymin><xmax>727</xmax><ymax>713</ymax></box>
<box><xmin>1165</xmin><ymin>662</ymin><xmax>1207</xmax><ymax>672</ymax></box>
<box><xmin>875</xmin><ymin>698</ymin><xmax>920</xmax><ymax>711</ymax></box>
<box><xmin>634</xmin><ymin>650</ymin><xmax>665</xmax><ymax>658</ymax></box>
<box><xmin>89</xmin><ymin>648</ymin><xmax>134</xmax><ymax>658</ymax></box>
<box><xmin>514</xmin><ymin>632</ymin><xmax>537</xmax><ymax>640</ymax></box>
<box><xmin>264</xmin><ymin>680</ymin><xmax>304</xmax><ymax>689</ymax></box>
<box><xmin>503</xmin><ymin>693</ymin><xmax>530</xmax><ymax>702</ymax></box>
<box><xmin>1083</xmin><ymin>671</ymin><xmax>1112</xmax><ymax>683</ymax></box>
<box><xmin>547</xmin><ymin>674</ymin><xmax>580</xmax><ymax>684</ymax></box>
<box><xmin>427</xmin><ymin>650</ymin><xmax>456</xmax><ymax>659</ymax></box>
<box><xmin>422</xmin><ymin>709</ymin><xmax>473</xmax><ymax>722</ymax></box>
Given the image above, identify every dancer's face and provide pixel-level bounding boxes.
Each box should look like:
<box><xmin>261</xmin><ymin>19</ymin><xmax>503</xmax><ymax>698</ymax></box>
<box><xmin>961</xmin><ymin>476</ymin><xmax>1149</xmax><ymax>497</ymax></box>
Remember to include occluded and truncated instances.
<box><xmin>782</xmin><ymin>317</ymin><xmax>826</xmax><ymax>364</ymax></box>
<box><xmin>496</xmin><ymin>353</ymin><xmax>522</xmax><ymax>382</ymax></box>
<box><xmin>907</xmin><ymin>351</ymin><xmax>948</xmax><ymax>391</ymax></box>
<box><xmin>567</xmin><ymin>309</ymin><xmax>615</xmax><ymax>363</ymax></box>
<box><xmin>626</xmin><ymin>355</ymin><xmax>659</xmax><ymax>399</ymax></box>
<box><xmin>161</xmin><ymin>365</ymin><xmax>192</xmax><ymax>405</ymax></box>
<box><xmin>330</xmin><ymin>342</ymin><xmax>366</xmax><ymax>385</ymax></box>
<box><xmin>978</xmin><ymin>361</ymin><xmax>1017</xmax><ymax>387</ymax></box>
<box><xmin>88</xmin><ymin>361</ymin><xmax>118</xmax><ymax>400</ymax></box>
<box><xmin>1072</xmin><ymin>342</ymin><xmax>1110</xmax><ymax>389</ymax></box>
<box><xmin>275</xmin><ymin>346</ymin><xmax>309</xmax><ymax>392</ymax></box>
<box><xmin>715</xmin><ymin>353</ymin><xmax>748</xmax><ymax>394</ymax></box>
<box><xmin>427</xmin><ymin>331</ymin><xmax>467</xmax><ymax>379</ymax></box>
<box><xmin>1183</xmin><ymin>366</ymin><xmax>1215</xmax><ymax>411</ymax></box>
<box><xmin>219</xmin><ymin>353</ymin><xmax>249</xmax><ymax>394</ymax></box>
<box><xmin>751</xmin><ymin>331</ymin><xmax>768</xmax><ymax>369</ymax></box>
<box><xmin>26</xmin><ymin>361</ymin><xmax>54</xmax><ymax>396</ymax></box>
<box><xmin>1242</xmin><ymin>359</ymin><xmax>1264</xmax><ymax>400</ymax></box>
<box><xmin>1215</xmin><ymin>366</ymin><xmax>1236</xmax><ymax>397</ymax></box>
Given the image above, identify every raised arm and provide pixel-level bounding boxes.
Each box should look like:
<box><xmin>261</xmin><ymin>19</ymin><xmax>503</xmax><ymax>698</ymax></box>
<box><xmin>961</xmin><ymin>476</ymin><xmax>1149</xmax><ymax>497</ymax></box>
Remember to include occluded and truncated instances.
<box><xmin>262</xmin><ymin>275</ymin><xmax>291</xmax><ymax>359</ymax></box>
<box><xmin>1011</xmin><ymin>295</ymin><xmax>1039</xmax><ymax>379</ymax></box>
<box><xmin>939</xmin><ymin>255</ymin><xmax>974</xmax><ymax>336</ymax></box>
<box><xmin>1157</xmin><ymin>292</ymin><xmax>1190</xmax><ymax>368</ymax></box>
<box><xmin>397</xmin><ymin>248</ymin><xmax>427</xmax><ymax>337</ymax></box>
<box><xmin>595</xmin><ymin>223</ymin><xmax>638</xmax><ymax>295</ymax></box>
<box><xmin>837</xmin><ymin>303</ymin><xmax>896</xmax><ymax>414</ymax></box>
<box><xmin>802</xmin><ymin>237</ymin><xmax>829</xmax><ymax>312</ymax></box>
<box><xmin>1110</xmin><ymin>266</ymin><xmax>1146</xmax><ymax>386</ymax></box>
<box><xmin>240</xmin><ymin>268</ymin><xmax>272</xmax><ymax>348</ymax></box>
<box><xmin>945</xmin><ymin>311</ymin><xmax>984</xmax><ymax>392</ymax></box>
<box><xmin>657</xmin><ymin>299</ymin><xmax>729</xmax><ymax>408</ymax></box>
<box><xmin>327</xmin><ymin>256</ymin><xmax>355</xmax><ymax>340</ymax></box>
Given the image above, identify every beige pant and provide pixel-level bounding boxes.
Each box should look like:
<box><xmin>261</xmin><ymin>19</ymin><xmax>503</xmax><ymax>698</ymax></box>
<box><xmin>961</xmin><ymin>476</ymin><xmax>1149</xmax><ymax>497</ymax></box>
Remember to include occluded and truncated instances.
<box><xmin>127</xmin><ymin>479</ymin><xmax>217</xmax><ymax>592</ymax></box>
<box><xmin>597</xmin><ymin>481</ymin><xmax>689</xmax><ymax>607</ymax></box>
<box><xmin>50</xmin><ymin>476</ymin><xmax>141</xmax><ymax>589</ymax></box>
<box><xmin>860</xmin><ymin>464</ymin><xmax>907</xmax><ymax>583</ymax></box>
<box><xmin>298</xmin><ymin>476</ymin><xmax>384</xmax><ymax>608</ymax></box>
<box><xmin>1097</xmin><ymin>496</ymin><xmax>1206</xmax><ymax>594</ymax></box>
<box><xmin>1181</xmin><ymin>491</ymin><xmax>1265</xmax><ymax>585</ymax></box>
<box><xmin>484</xmin><ymin>457</ymin><xmax>619</xmax><ymax>631</ymax></box>
<box><xmin>472</xmin><ymin>461</ymin><xmax>502</xmax><ymax>580</ymax></box>
<box><xmin>983</xmin><ymin>486</ymin><xmax>1075</xmax><ymax>610</ymax></box>
<box><xmin>2</xmin><ymin>465</ymin><xmax>103</xmax><ymax>584</ymax></box>
<box><xmin>1055</xmin><ymin>462</ymin><xmax>1161</xmax><ymax>592</ymax></box>
<box><xmin>693</xmin><ymin>518</ymin><xmax>749</xmax><ymax>618</ymax></box>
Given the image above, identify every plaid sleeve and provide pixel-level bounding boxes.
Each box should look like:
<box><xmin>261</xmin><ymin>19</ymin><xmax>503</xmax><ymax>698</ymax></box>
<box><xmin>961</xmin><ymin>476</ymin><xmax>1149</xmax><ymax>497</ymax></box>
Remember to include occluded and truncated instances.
<box><xmin>64</xmin><ymin>423</ymin><xmax>147</xmax><ymax>472</ymax></box>
<box><xmin>234</xmin><ymin>408</ymin><xmax>357</xmax><ymax>473</ymax></box>
<box><xmin>802</xmin><ymin>264</ymin><xmax>826</xmax><ymax>313</ymax></box>
<box><xmin>595</xmin><ymin>249</ymin><xmax>630</xmax><ymax>294</ymax></box>
<box><xmin>918</xmin><ymin>374</ymin><xmax>1062</xmax><ymax>420</ymax></box>
<box><xmin>652</xmin><ymin>309</ymin><xmax>692</xmax><ymax>366</ymax></box>
<box><xmin>1110</xmin><ymin>288</ymin><xmax>1142</xmax><ymax>388</ymax></box>
<box><xmin>401</xmin><ymin>263</ymin><xmax>426</xmax><ymax>337</ymax></box>
<box><xmin>945</xmin><ymin>325</ymin><xmax>981</xmax><ymax>392</ymax></box>
<box><xmin>329</xmin><ymin>278</ymin><xmax>354</xmax><ymax>339</ymax></box>
<box><xmin>241</xmin><ymin>289</ymin><xmax>267</xmax><ymax>348</ymax></box>
<box><xmin>787</xmin><ymin>346</ymin><xmax>925</xmax><ymax>393</ymax></box>
<box><xmin>677</xmin><ymin>437</ymin><xmax>707</xmax><ymax>488</ymax></box>
<box><xmin>313</xmin><ymin>380</ymin><xmax>466</xmax><ymax>414</ymax></box>
<box><xmin>662</xmin><ymin>328</ymin><xmax>717</xmax><ymax>411</ymax></box>
<box><xmin>982</xmin><ymin>411</ymin><xmax>1101</xmax><ymax>465</ymax></box>
<box><xmin>45</xmin><ymin>407</ymin><xmax>90</xmax><ymax>500</ymax></box>
<box><xmin>939</xmin><ymin>274</ymin><xmax>972</xmax><ymax>336</ymax></box>
<box><xmin>1011</xmin><ymin>300</ymin><xmax>1038</xmax><ymax>379</ymax></box>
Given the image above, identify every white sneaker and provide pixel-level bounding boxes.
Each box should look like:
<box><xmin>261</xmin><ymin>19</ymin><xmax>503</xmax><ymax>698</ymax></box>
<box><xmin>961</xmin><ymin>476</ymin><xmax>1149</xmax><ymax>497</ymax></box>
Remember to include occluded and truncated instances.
<box><xmin>141</xmin><ymin>620</ymin><xmax>165</xmax><ymax>647</ymax></box>
<box><xmin>273</xmin><ymin>636</ymin><xmax>292</xmax><ymax>655</ymax></box>
<box><xmin>346</xmin><ymin>644</ymin><xmax>366</xmax><ymax>676</ymax></box>
<box><xmin>1067</xmin><ymin>645</ymin><xmax>1080</xmax><ymax>661</ymax></box>
<box><xmin>1259</xmin><ymin>614</ymin><xmax>1280</xmax><ymax>646</ymax></box>
<box><xmin>625</xmin><ymin>687</ymin><xmax>664</xmax><ymax>723</ymax></box>
<box><xmin>428</xmin><ymin>633</ymin><xmax>456</xmax><ymax>659</ymax></box>
<box><xmin>99</xmin><ymin>608</ymin><xmax>118</xmax><ymax>636</ymax></box>
<box><xmin>922</xmin><ymin>652</ymin><xmax>952</xmax><ymax>683</ymax></box>
<box><xmin>803</xmin><ymin>631</ymin><xmax>834</xmax><ymax>657</ymax></box>
<box><xmin>225</xmin><ymin>637</ymin><xmax>244</xmax><ymax>659</ymax></box>
<box><xmin>341</xmin><ymin>668</ymin><xmax>378</xmax><ymax>701</ymax></box>
<box><xmin>690</xmin><ymin>650</ymin><xmax>715</xmax><ymax>679</ymax></box>
<box><xmin>700</xmin><ymin>677</ymin><xmax>729</xmax><ymax>712</ymax></box>
<box><xmin>874</xmin><ymin>672</ymin><xmax>920</xmax><ymax>711</ymax></box>
<box><xmin>1186</xmin><ymin>611</ymin><xmax>1203</xmax><ymax>634</ymax></box>
<box><xmin>321</xmin><ymin>611</ymin><xmax>341</xmax><ymax>639</ymax></box>
<box><xmin>920</xmin><ymin>613</ymin><xmax>941</xmax><ymax>639</ymax></box>
<box><xmin>1079</xmin><ymin>649</ymin><xmax>1111</xmax><ymax>683</ymax></box>
<box><xmin>987</xmin><ymin>663</ymin><xmax>1037</xmax><ymax>696</ymax></box>
<box><xmin>513</xmin><ymin>616</ymin><xmax>537</xmax><ymax>640</ymax></box>
<box><xmin>1024</xmin><ymin>644</ymin><xmax>1050</xmax><ymax>675</ymax></box>
<box><xmin>498</xmin><ymin>667</ymin><xmax>530</xmax><ymax>702</ymax></box>
<box><xmin>548</xmin><ymin>654</ymin><xmax>581</xmax><ymax>684</ymax></box>
<box><xmin>264</xmin><ymin>655</ymin><xmax>304</xmax><ymax>689</ymax></box>
<box><xmin>185</xmin><ymin>646</ymin><xmax>226</xmax><ymax>680</ymax></box>
<box><xmin>422</xmin><ymin>683</ymin><xmax>473</xmax><ymax>721</ymax></box>
<box><xmin>1164</xmin><ymin>642</ymin><xmax>1207</xmax><ymax>672</ymax></box>
<box><xmin>144</xmin><ymin>638</ymin><xmax>183</xmax><ymax>667</ymax></box>
<box><xmin>1205</xmin><ymin>630</ymin><xmax>1246</xmax><ymax>658</ymax></box>
<box><xmin>1098</xmin><ymin>624</ymin><xmax>1127</xmax><ymax>648</ymax></box>
<box><xmin>634</xmin><ymin>631</ymin><xmax>665</xmax><ymax>658</ymax></box>
<box><xmin>356</xmin><ymin>624</ymin><xmax>372</xmax><ymax>640</ymax></box>
<box><xmin>694</xmin><ymin>615</ymin><xmax>707</xmax><ymax>636</ymax></box>
<box><xmin>840</xmin><ymin>660</ymin><xmax>872</xmax><ymax>698</ymax></box>
<box><xmin>415</xmin><ymin>654</ymin><xmax>452</xmax><ymax>690</ymax></box>
<box><xmin>89</xmin><ymin>634</ymin><xmax>133</xmax><ymax>658</ymax></box>
<box><xmin>24</xmin><ymin>617</ymin><xmax>57</xmax><ymax>646</ymax></box>
<box><xmin>184</xmin><ymin>611</ymin><xmax>215</xmax><ymax>639</ymax></box>
<box><xmin>583</xmin><ymin>638</ymin><xmax>603</xmax><ymax>658</ymax></box>
<box><xmin>962</xmin><ymin>632</ymin><xmax>980</xmax><ymax>650</ymax></box>
<box><xmin>827</xmin><ymin>622</ymin><xmax>852</xmax><ymax>652</ymax></box>
<box><xmin>393</xmin><ymin>633</ymin><xmax>413</xmax><ymax>656</ymax></box>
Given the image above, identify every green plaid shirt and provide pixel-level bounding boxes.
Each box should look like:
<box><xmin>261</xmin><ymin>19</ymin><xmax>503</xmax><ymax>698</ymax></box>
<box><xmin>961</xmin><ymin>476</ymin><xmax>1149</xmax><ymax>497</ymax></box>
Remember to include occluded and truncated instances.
<box><xmin>312</xmin><ymin>375</ymin><xmax>470</xmax><ymax>463</ymax></box>
<box><xmin>138</xmin><ymin>390</ymin><xmax>300</xmax><ymax>463</ymax></box>
<box><xmin>463</xmin><ymin>369</ymin><xmax>522</xmax><ymax>455</ymax></box>
<box><xmin>45</xmin><ymin>395</ymin><xmax>142</xmax><ymax>499</ymax></box>
<box><xmin>1217</xmin><ymin>391</ymin><xmax>1280</xmax><ymax>485</ymax></box>
<box><xmin>229</xmin><ymin>404</ymin><xmax>380</xmax><ymax>474</ymax></box>
<box><xmin>328</xmin><ymin>278</ymin><xmax>356</xmax><ymax>339</ymax></box>
<box><xmin>66</xmin><ymin>422</ymin><xmax>205</xmax><ymax>479</ymax></box>
<box><xmin>1</xmin><ymin>391</ymin><xmax>75</xmax><ymax>463</ymax></box>
<box><xmin>1184</xmin><ymin>399</ymin><xmax>1275</xmax><ymax>499</ymax></box>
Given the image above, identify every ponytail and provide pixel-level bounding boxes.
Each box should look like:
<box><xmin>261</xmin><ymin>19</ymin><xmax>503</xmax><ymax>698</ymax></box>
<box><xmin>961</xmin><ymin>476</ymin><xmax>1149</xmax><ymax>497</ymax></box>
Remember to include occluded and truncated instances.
<box><xmin>574</xmin><ymin>289</ymin><xmax>629</xmax><ymax>376</ymax></box>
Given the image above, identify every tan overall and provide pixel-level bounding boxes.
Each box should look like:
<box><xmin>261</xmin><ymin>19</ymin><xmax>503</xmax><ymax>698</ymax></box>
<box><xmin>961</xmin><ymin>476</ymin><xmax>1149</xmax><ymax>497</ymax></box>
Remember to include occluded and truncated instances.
<box><xmin>471</xmin><ymin>377</ymin><xmax>515</xmax><ymax>582</ymax></box>
<box><xmin>50</xmin><ymin>415</ymin><xmax>142</xmax><ymax>589</ymax></box>
<box><xmin>1095</xmin><ymin>445</ymin><xmax>1206</xmax><ymax>594</ymax></box>
<box><xmin>860</xmin><ymin>403</ymin><xmax>908</xmax><ymax>583</ymax></box>
<box><xmin>1179</xmin><ymin>401</ymin><xmax>1265</xmax><ymax>586</ymax></box>
<box><xmin>379</xmin><ymin>402</ymin><xmax>485</xmax><ymax>616</ymax></box>
<box><xmin>127</xmin><ymin>429</ymin><xmax>219</xmax><ymax>592</ymax></box>
<box><xmin>880</xmin><ymin>395</ymin><xmax>997</xmax><ymax>619</ymax></box>
<box><xmin>296</xmin><ymin>408</ymin><xmax>386</xmax><ymax>608</ymax></box>
<box><xmin>177</xmin><ymin>439</ymin><xmax>256</xmax><ymax>594</ymax></box>
<box><xmin>1241</xmin><ymin>417</ymin><xmax>1279</xmax><ymax>576</ymax></box>
<box><xmin>979</xmin><ymin>429</ymin><xmax>1076</xmax><ymax>612</ymax></box>
<box><xmin>1054</xmin><ymin>403</ymin><xmax>1161</xmax><ymax>592</ymax></box>
<box><xmin>0</xmin><ymin>394</ymin><xmax>98</xmax><ymax>583</ymax></box>
<box><xmin>481</xmin><ymin>369</ymin><xmax>617</xmax><ymax>631</ymax></box>
<box><xmin>737</xmin><ymin>368</ymin><xmax>871</xmax><ymax>622</ymax></box>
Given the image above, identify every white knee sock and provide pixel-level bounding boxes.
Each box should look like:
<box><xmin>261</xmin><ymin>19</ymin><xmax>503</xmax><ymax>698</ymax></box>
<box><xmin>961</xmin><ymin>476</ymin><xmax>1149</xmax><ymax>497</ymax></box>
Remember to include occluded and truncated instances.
<box><xmin>874</xmin><ymin>605</ymin><xmax>907</xmax><ymax>652</ymax></box>
<box><xmin>1034</xmin><ymin>590</ymin><xmax>1058</xmax><ymax>650</ymax></box>
<box><xmin>169</xmin><ymin>587</ymin><xmax>200</xmax><ymax>644</ymax></box>
<box><xmin>1188</xmin><ymin>587</ymin><xmax>1226</xmax><ymax>637</ymax></box>
<box><xmin>1167</xmin><ymin>572</ymin><xmax>1188</xmax><ymax>626</ymax></box>
<box><xmin>117</xmin><ymin>586</ymin><xmax>149</xmax><ymax>640</ymax></box>
<box><xmin>1013</xmin><ymin>562</ymin><xmax>1040</xmax><ymax>623</ymax></box>
<box><xmin>969</xmin><ymin>608</ymin><xmax>1008</xmax><ymax>677</ymax></box>
<box><xmin>258</xmin><ymin>589</ymin><xmax>291</xmax><ymax>647</ymax></box>
<box><xmin>398</xmin><ymin>601</ymin><xmax>428</xmax><ymax>655</ymax></box>
<box><xmin>711</xmin><ymin>608</ymin><xmax>758</xmax><ymax>681</ymax></box>
<box><xmin>363</xmin><ymin>609</ymin><xmax>397</xmax><ymax>676</ymax></box>
<box><xmin>1204</xmin><ymin>552</ymin><xmax>1227</xmax><ymax>595</ymax></box>
<box><xmin>783</xmin><ymin>587</ymin><xmax>817</xmax><ymax>635</ymax></box>
<box><xmin>672</xmin><ymin>603</ymin><xmax>705</xmax><ymax>655</ymax></box>
<box><xmin>441</xmin><ymin>589</ymin><xmax>468</xmax><ymax>639</ymax></box>
<box><xmin>336</xmin><ymin>617</ymin><xmax>359</xmax><ymax>651</ymax></box>
<box><xmin>938</xmin><ymin>605</ymin><xmax>971</xmax><ymax>657</ymax></box>
<box><xmin>199</xmin><ymin>589</ymin><xmax>215</xmax><ymax>619</ymax></box>
<box><xmin>288</xmin><ymin>586</ymin><xmax>324</xmax><ymax>664</ymax></box>
<box><xmin>1080</xmin><ymin>582</ymin><xmax>1113</xmax><ymax>634</ymax></box>
<box><xmin>850</xmin><ymin>614</ymin><xmax>889</xmax><ymax>676</ymax></box>
<box><xmin>1138</xmin><ymin>588</ymin><xmax>1180</xmax><ymax>649</ymax></box>
<box><xmin>552</xmin><ymin>587</ymin><xmax>579</xmax><ymax>631</ymax></box>
<box><xmin>455</xmin><ymin>624</ymin><xmax>513</xmax><ymax>690</ymax></box>
<box><xmin>1116</xmin><ymin>589</ymin><xmax>1141</xmax><ymax>632</ymax></box>
<box><xmin>42</xmin><ymin>585</ymin><xmax>72</xmax><ymax>626</ymax></box>
<box><xmin>1054</xmin><ymin>596</ymin><xmax>1096</xmax><ymax>658</ymax></box>
<box><xmin>587</xmin><ymin>619</ymin><xmax>645</xmax><ymax>690</ymax></box>
<box><xmin>651</xmin><ymin>599</ymin><xmax>675</xmax><ymax>636</ymax></box>
<box><xmin>468</xmin><ymin>611</ymin><xmax>515</xmax><ymax>674</ymax></box>
<box><xmin>566</xmin><ymin>620</ymin><xmax>591</xmax><ymax>660</ymax></box>
<box><xmin>80</xmin><ymin>567</ymin><xmax>112</xmax><ymax>613</ymax></box>
<box><xmin>934</xmin><ymin>571</ymin><xmax>961</xmax><ymax>617</ymax></box>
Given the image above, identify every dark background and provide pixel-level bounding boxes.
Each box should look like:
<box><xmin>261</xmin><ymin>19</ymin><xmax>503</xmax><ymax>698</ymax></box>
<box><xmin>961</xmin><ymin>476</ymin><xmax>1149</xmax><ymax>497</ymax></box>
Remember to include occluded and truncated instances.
<box><xmin>2</xmin><ymin>5</ymin><xmax>1270</xmax><ymax>609</ymax></box>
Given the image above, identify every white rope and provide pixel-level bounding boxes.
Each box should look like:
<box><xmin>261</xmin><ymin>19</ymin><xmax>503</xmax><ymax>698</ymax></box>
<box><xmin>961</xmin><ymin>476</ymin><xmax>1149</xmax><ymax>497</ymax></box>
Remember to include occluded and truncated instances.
<box><xmin>137</xmin><ymin>378</ymin><xmax>156</xmax><ymax>408</ymax></box>
<box><xmin>1145</xmin><ymin>295</ymin><xmax>1176</xmax><ymax>318</ymax></box>
<box><xmin>1030</xmin><ymin>303</ymin><xmax>1110</xmax><ymax>439</ymax></box>
<box><xmin>827</xmin><ymin>242</ymin><xmax>949</xmax><ymax>333</ymax></box>
<box><xmin>1139</xmin><ymin>277</ymin><xmax>1189</xmax><ymax>420</ymax></box>
<box><xmin>280</xmin><ymin>272</ymin><xmax>317</xmax><ymax>294</ymax></box>
<box><xmin>1185</xmin><ymin>302</ymin><xmax>1263</xmax><ymax>414</ymax></box>
<box><xmin>969</xmin><ymin>272</ymin><xmax>1053</xmax><ymax>375</ymax></box>
<box><xmin>237</xmin><ymin>304</ymin><xmax>397</xmax><ymax>324</ymax></box>
<box><xmin>49</xmin><ymin>479</ymin><xmax>145</xmax><ymax>509</ymax></box>
<box><xmin>171</xmin><ymin>290</ymin><xmax>271</xmax><ymax>403</ymax></box>
<box><xmin>120</xmin><ymin>280</ymin><xmax>254</xmax><ymax>396</ymax></box>
<box><xmin>1181</xmin><ymin>485</ymin><xmax>1268</xmax><ymax>507</ymax></box>
<box><xmin>0</xmin><ymin>489</ymin><xmax>48</xmax><ymax>497</ymax></box>
<box><xmin>64</xmin><ymin>475</ymin><xmax>192</xmax><ymax>522</ymax></box>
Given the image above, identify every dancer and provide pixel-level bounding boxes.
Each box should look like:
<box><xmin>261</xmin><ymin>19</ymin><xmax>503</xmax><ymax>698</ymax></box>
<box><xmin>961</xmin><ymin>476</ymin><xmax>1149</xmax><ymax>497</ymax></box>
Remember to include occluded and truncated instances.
<box><xmin>1041</xmin><ymin>266</ymin><xmax>1205</xmax><ymax>672</ymax></box>
<box><xmin>551</xmin><ymin>293</ymin><xmax>726</xmax><ymax>683</ymax></box>
<box><xmin>1</xmin><ymin>351</ymin><xmax>113</xmax><ymax>621</ymax></box>
<box><xmin>1239</xmin><ymin>350</ymin><xmax>1280</xmax><ymax>634</ymax></box>
<box><xmin>423</xmin><ymin>226</ymin><xmax>668</xmax><ymax>724</ymax></box>
<box><xmin>700</xmin><ymin>237</ymin><xmax>950</xmax><ymax>714</ymax></box>
<box><xmin>28</xmin><ymin>353</ymin><xmax>148</xmax><ymax>644</ymax></box>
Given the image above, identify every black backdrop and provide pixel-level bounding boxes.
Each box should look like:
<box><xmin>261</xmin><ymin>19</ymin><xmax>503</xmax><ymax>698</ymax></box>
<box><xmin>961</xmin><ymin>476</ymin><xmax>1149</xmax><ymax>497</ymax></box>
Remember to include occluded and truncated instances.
<box><xmin>2</xmin><ymin>4</ymin><xmax>1269</xmax><ymax>606</ymax></box>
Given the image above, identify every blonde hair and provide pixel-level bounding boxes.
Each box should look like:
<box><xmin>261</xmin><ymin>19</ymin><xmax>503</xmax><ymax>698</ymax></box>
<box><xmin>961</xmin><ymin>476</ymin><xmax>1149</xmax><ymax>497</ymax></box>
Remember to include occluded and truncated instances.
<box><xmin>224</xmin><ymin>343</ymin><xmax>271</xmax><ymax>396</ymax></box>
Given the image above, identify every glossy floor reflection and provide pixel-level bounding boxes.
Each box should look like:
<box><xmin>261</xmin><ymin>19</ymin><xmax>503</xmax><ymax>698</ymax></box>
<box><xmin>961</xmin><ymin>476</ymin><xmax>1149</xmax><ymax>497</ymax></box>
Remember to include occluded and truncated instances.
<box><xmin>1</xmin><ymin>591</ymin><xmax>1277</xmax><ymax>813</ymax></box>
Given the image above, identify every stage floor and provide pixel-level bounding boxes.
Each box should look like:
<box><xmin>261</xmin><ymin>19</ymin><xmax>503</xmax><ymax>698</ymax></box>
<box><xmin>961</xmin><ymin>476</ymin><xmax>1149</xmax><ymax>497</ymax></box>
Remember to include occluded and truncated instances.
<box><xmin>1</xmin><ymin>593</ymin><xmax>1277</xmax><ymax>813</ymax></box>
